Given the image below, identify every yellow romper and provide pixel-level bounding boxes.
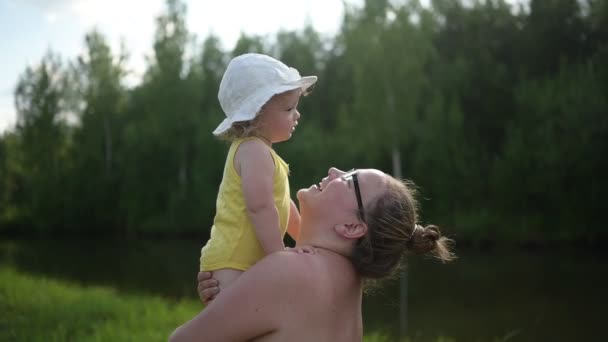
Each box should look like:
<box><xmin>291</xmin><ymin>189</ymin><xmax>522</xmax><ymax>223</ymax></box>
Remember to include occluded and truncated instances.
<box><xmin>200</xmin><ymin>137</ymin><xmax>291</xmax><ymax>271</ymax></box>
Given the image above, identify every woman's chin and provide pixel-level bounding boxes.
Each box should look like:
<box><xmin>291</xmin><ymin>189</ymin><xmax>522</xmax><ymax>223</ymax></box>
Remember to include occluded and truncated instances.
<box><xmin>296</xmin><ymin>188</ymin><xmax>305</xmax><ymax>202</ymax></box>
<box><xmin>296</xmin><ymin>185</ymin><xmax>317</xmax><ymax>202</ymax></box>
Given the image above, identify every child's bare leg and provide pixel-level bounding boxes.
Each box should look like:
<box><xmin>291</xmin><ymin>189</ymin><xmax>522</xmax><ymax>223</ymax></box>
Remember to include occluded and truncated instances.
<box><xmin>211</xmin><ymin>268</ymin><xmax>243</xmax><ymax>291</ymax></box>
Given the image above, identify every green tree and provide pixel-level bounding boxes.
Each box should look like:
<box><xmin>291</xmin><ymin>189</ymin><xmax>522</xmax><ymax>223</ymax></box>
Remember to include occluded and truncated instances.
<box><xmin>184</xmin><ymin>34</ymin><xmax>227</xmax><ymax>232</ymax></box>
<box><xmin>525</xmin><ymin>0</ymin><xmax>592</xmax><ymax>77</ymax></box>
<box><xmin>232</xmin><ymin>34</ymin><xmax>267</xmax><ymax>56</ymax></box>
<box><xmin>494</xmin><ymin>63</ymin><xmax>608</xmax><ymax>240</ymax></box>
<box><xmin>66</xmin><ymin>30</ymin><xmax>129</xmax><ymax>232</ymax></box>
<box><xmin>0</xmin><ymin>132</ymin><xmax>26</xmax><ymax>229</ymax></box>
<box><xmin>13</xmin><ymin>52</ymin><xmax>69</xmax><ymax>232</ymax></box>
<box><xmin>122</xmin><ymin>0</ymin><xmax>202</xmax><ymax>233</ymax></box>
<box><xmin>339</xmin><ymin>1</ymin><xmax>433</xmax><ymax>172</ymax></box>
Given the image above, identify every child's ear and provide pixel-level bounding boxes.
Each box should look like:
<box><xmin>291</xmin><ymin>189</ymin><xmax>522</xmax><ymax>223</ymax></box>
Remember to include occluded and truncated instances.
<box><xmin>334</xmin><ymin>222</ymin><xmax>367</xmax><ymax>241</ymax></box>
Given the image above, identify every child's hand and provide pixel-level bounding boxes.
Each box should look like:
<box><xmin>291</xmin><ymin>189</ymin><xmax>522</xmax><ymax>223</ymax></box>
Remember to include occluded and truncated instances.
<box><xmin>285</xmin><ymin>245</ymin><xmax>317</xmax><ymax>254</ymax></box>
<box><xmin>197</xmin><ymin>271</ymin><xmax>220</xmax><ymax>304</ymax></box>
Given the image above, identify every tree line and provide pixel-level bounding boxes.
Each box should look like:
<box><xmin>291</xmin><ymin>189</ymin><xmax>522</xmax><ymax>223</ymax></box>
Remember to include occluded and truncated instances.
<box><xmin>1</xmin><ymin>0</ymin><xmax>606</xmax><ymax>243</ymax></box>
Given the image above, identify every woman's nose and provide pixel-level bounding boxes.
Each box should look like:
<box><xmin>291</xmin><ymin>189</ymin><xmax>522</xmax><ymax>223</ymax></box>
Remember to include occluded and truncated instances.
<box><xmin>294</xmin><ymin>109</ymin><xmax>301</xmax><ymax>120</ymax></box>
<box><xmin>328</xmin><ymin>167</ymin><xmax>340</xmax><ymax>179</ymax></box>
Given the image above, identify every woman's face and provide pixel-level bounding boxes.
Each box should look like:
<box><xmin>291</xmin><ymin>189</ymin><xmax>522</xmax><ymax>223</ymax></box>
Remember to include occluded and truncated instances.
<box><xmin>297</xmin><ymin>167</ymin><xmax>387</xmax><ymax>223</ymax></box>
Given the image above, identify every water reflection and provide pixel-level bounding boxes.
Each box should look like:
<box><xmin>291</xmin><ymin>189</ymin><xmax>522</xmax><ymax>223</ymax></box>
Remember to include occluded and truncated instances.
<box><xmin>0</xmin><ymin>238</ymin><xmax>202</xmax><ymax>298</ymax></box>
<box><xmin>1</xmin><ymin>239</ymin><xmax>605</xmax><ymax>341</ymax></box>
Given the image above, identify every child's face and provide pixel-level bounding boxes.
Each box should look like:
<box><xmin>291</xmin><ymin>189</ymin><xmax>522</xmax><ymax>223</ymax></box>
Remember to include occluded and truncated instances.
<box><xmin>258</xmin><ymin>89</ymin><xmax>302</xmax><ymax>143</ymax></box>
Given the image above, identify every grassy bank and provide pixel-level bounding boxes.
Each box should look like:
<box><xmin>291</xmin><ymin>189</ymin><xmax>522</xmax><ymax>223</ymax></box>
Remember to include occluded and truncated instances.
<box><xmin>0</xmin><ymin>266</ymin><xmax>199</xmax><ymax>341</ymax></box>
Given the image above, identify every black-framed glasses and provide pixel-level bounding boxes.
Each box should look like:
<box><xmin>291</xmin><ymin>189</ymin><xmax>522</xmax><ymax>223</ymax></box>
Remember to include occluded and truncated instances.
<box><xmin>343</xmin><ymin>169</ymin><xmax>366</xmax><ymax>223</ymax></box>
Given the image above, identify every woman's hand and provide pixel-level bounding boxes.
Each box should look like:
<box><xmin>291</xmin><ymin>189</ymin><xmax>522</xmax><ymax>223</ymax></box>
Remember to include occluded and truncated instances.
<box><xmin>197</xmin><ymin>271</ymin><xmax>220</xmax><ymax>304</ymax></box>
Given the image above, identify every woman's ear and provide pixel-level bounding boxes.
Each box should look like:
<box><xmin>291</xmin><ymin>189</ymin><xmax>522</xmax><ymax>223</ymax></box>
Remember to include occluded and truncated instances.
<box><xmin>334</xmin><ymin>222</ymin><xmax>367</xmax><ymax>241</ymax></box>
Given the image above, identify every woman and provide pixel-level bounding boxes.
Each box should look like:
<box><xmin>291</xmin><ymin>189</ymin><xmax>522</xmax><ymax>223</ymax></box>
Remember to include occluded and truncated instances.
<box><xmin>170</xmin><ymin>167</ymin><xmax>454</xmax><ymax>342</ymax></box>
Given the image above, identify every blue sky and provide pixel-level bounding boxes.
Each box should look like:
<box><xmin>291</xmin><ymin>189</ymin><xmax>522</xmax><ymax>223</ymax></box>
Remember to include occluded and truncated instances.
<box><xmin>0</xmin><ymin>0</ymin><xmax>346</xmax><ymax>133</ymax></box>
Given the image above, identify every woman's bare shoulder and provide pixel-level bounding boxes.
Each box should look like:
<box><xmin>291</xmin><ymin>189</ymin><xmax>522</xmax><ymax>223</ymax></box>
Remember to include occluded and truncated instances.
<box><xmin>249</xmin><ymin>252</ymin><xmax>320</xmax><ymax>283</ymax></box>
<box><xmin>252</xmin><ymin>251</ymin><xmax>313</xmax><ymax>273</ymax></box>
<box><xmin>252</xmin><ymin>251</ymin><xmax>353</xmax><ymax>288</ymax></box>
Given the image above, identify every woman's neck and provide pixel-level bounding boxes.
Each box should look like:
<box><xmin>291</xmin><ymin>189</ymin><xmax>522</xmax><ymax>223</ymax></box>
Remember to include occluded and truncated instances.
<box><xmin>297</xmin><ymin>221</ymin><xmax>352</xmax><ymax>258</ymax></box>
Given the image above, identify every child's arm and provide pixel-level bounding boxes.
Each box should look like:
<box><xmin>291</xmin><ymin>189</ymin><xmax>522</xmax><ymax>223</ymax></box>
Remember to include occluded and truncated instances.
<box><xmin>236</xmin><ymin>140</ymin><xmax>284</xmax><ymax>254</ymax></box>
<box><xmin>287</xmin><ymin>199</ymin><xmax>301</xmax><ymax>242</ymax></box>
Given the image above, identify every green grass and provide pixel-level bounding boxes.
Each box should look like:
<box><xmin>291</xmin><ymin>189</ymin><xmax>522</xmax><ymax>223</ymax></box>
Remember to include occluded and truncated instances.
<box><xmin>0</xmin><ymin>266</ymin><xmax>201</xmax><ymax>341</ymax></box>
<box><xmin>363</xmin><ymin>331</ymin><xmax>457</xmax><ymax>342</ymax></box>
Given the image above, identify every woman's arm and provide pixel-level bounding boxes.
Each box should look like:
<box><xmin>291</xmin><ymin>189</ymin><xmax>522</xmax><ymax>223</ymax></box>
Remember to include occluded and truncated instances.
<box><xmin>197</xmin><ymin>272</ymin><xmax>218</xmax><ymax>304</ymax></box>
<box><xmin>170</xmin><ymin>253</ymin><xmax>299</xmax><ymax>342</ymax></box>
<box><xmin>287</xmin><ymin>199</ymin><xmax>301</xmax><ymax>242</ymax></box>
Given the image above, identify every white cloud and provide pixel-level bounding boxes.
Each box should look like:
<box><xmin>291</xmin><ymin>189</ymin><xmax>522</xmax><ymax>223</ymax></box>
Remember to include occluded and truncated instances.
<box><xmin>188</xmin><ymin>0</ymin><xmax>344</xmax><ymax>49</ymax></box>
<box><xmin>67</xmin><ymin>0</ymin><xmax>164</xmax><ymax>28</ymax></box>
<box><xmin>20</xmin><ymin>0</ymin><xmax>71</xmax><ymax>11</ymax></box>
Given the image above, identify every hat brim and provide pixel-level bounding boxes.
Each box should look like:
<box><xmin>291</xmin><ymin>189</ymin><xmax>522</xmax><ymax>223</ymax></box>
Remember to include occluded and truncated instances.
<box><xmin>212</xmin><ymin>110</ymin><xmax>254</xmax><ymax>136</ymax></box>
<box><xmin>212</xmin><ymin>118</ymin><xmax>233</xmax><ymax>136</ymax></box>
<box><xmin>292</xmin><ymin>76</ymin><xmax>317</xmax><ymax>92</ymax></box>
<box><xmin>212</xmin><ymin>75</ymin><xmax>318</xmax><ymax>136</ymax></box>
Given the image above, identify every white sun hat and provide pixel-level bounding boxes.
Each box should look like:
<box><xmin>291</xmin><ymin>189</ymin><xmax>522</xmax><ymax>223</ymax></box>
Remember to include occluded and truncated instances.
<box><xmin>213</xmin><ymin>53</ymin><xmax>318</xmax><ymax>136</ymax></box>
